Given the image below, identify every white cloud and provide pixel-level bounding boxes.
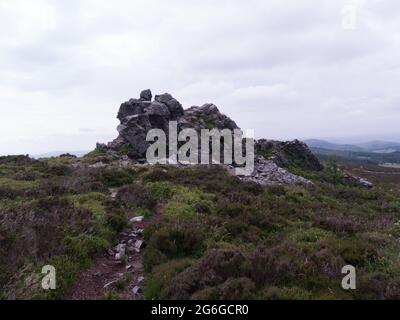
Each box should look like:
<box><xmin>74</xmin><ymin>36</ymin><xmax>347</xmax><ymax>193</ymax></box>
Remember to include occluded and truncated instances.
<box><xmin>1</xmin><ymin>0</ymin><xmax>400</xmax><ymax>154</ymax></box>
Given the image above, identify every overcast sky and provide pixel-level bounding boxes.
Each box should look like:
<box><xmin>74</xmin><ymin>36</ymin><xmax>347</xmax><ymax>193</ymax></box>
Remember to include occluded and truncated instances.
<box><xmin>1</xmin><ymin>0</ymin><xmax>400</xmax><ymax>155</ymax></box>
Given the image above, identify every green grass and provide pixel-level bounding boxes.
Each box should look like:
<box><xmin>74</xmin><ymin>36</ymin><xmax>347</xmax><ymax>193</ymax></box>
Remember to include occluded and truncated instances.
<box><xmin>144</xmin><ymin>258</ymin><xmax>193</xmax><ymax>299</ymax></box>
<box><xmin>68</xmin><ymin>192</ymin><xmax>108</xmax><ymax>219</ymax></box>
<box><xmin>0</xmin><ymin>177</ymin><xmax>39</xmax><ymax>190</ymax></box>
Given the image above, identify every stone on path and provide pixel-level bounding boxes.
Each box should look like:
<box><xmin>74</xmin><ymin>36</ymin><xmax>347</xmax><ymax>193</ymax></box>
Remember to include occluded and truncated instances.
<box><xmin>130</xmin><ymin>216</ymin><xmax>144</xmax><ymax>223</ymax></box>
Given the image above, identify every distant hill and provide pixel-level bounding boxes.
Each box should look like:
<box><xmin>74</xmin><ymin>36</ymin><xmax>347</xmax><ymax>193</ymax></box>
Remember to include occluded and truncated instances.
<box><xmin>32</xmin><ymin>150</ymin><xmax>89</xmax><ymax>159</ymax></box>
<box><xmin>304</xmin><ymin>139</ymin><xmax>364</xmax><ymax>152</ymax></box>
<box><xmin>310</xmin><ymin>147</ymin><xmax>400</xmax><ymax>165</ymax></box>
<box><xmin>305</xmin><ymin>139</ymin><xmax>400</xmax><ymax>154</ymax></box>
<box><xmin>356</xmin><ymin>140</ymin><xmax>400</xmax><ymax>153</ymax></box>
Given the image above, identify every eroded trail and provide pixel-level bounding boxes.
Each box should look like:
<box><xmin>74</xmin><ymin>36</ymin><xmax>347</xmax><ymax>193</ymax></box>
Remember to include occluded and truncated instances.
<box><xmin>64</xmin><ymin>194</ymin><xmax>161</xmax><ymax>300</ymax></box>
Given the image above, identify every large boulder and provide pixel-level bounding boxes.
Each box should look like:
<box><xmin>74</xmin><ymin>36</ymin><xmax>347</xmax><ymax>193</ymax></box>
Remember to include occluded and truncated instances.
<box><xmin>107</xmin><ymin>89</ymin><xmax>239</xmax><ymax>160</ymax></box>
<box><xmin>117</xmin><ymin>99</ymin><xmax>150</xmax><ymax>122</ymax></box>
<box><xmin>140</xmin><ymin>89</ymin><xmax>152</xmax><ymax>101</ymax></box>
<box><xmin>155</xmin><ymin>93</ymin><xmax>184</xmax><ymax>119</ymax></box>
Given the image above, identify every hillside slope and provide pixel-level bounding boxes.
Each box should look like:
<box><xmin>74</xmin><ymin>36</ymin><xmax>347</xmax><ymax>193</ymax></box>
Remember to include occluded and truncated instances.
<box><xmin>1</xmin><ymin>155</ymin><xmax>400</xmax><ymax>299</ymax></box>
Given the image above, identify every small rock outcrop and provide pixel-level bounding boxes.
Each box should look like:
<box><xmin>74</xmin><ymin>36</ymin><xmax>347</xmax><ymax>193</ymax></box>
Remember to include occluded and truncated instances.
<box><xmin>343</xmin><ymin>174</ymin><xmax>374</xmax><ymax>189</ymax></box>
<box><xmin>256</xmin><ymin>139</ymin><xmax>323</xmax><ymax>172</ymax></box>
<box><xmin>240</xmin><ymin>156</ymin><xmax>312</xmax><ymax>185</ymax></box>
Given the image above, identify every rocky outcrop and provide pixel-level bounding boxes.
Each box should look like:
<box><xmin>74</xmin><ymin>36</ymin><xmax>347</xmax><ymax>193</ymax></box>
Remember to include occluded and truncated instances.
<box><xmin>107</xmin><ymin>89</ymin><xmax>237</xmax><ymax>160</ymax></box>
<box><xmin>179</xmin><ymin>104</ymin><xmax>238</xmax><ymax>131</ymax></box>
<box><xmin>99</xmin><ymin>89</ymin><xmax>324</xmax><ymax>186</ymax></box>
<box><xmin>256</xmin><ymin>139</ymin><xmax>323</xmax><ymax>172</ymax></box>
<box><xmin>240</xmin><ymin>156</ymin><xmax>312</xmax><ymax>185</ymax></box>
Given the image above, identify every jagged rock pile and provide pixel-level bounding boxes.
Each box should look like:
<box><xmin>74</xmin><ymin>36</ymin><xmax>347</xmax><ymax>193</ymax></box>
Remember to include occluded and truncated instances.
<box><xmin>96</xmin><ymin>89</ymin><xmax>372</xmax><ymax>187</ymax></box>
<box><xmin>255</xmin><ymin>139</ymin><xmax>323</xmax><ymax>171</ymax></box>
<box><xmin>105</xmin><ymin>89</ymin><xmax>238</xmax><ymax>161</ymax></box>
<box><xmin>241</xmin><ymin>156</ymin><xmax>312</xmax><ymax>185</ymax></box>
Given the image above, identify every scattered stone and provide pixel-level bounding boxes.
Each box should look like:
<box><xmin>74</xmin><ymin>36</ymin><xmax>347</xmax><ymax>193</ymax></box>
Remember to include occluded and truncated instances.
<box><xmin>132</xmin><ymin>286</ymin><xmax>141</xmax><ymax>294</ymax></box>
<box><xmin>114</xmin><ymin>243</ymin><xmax>126</xmax><ymax>260</ymax></box>
<box><xmin>96</xmin><ymin>89</ymin><xmax>327</xmax><ymax>188</ymax></box>
<box><xmin>137</xmin><ymin>276</ymin><xmax>145</xmax><ymax>284</ymax></box>
<box><xmin>256</xmin><ymin>139</ymin><xmax>323</xmax><ymax>172</ymax></box>
<box><xmin>130</xmin><ymin>216</ymin><xmax>144</xmax><ymax>223</ymax></box>
<box><xmin>134</xmin><ymin>240</ymin><xmax>144</xmax><ymax>249</ymax></box>
<box><xmin>145</xmin><ymin>101</ymin><xmax>171</xmax><ymax>117</ymax></box>
<box><xmin>115</xmin><ymin>243</ymin><xmax>126</xmax><ymax>252</ymax></box>
<box><xmin>239</xmin><ymin>156</ymin><xmax>312</xmax><ymax>186</ymax></box>
<box><xmin>127</xmin><ymin>246</ymin><xmax>136</xmax><ymax>254</ymax></box>
<box><xmin>89</xmin><ymin>162</ymin><xmax>107</xmax><ymax>168</ymax></box>
<box><xmin>115</xmin><ymin>252</ymin><xmax>124</xmax><ymax>260</ymax></box>
<box><xmin>109</xmin><ymin>188</ymin><xmax>118</xmax><ymax>199</ymax></box>
<box><xmin>359</xmin><ymin>178</ymin><xmax>374</xmax><ymax>188</ymax></box>
<box><xmin>131</xmin><ymin>262</ymin><xmax>143</xmax><ymax>271</ymax></box>
<box><xmin>60</xmin><ymin>153</ymin><xmax>77</xmax><ymax>158</ymax></box>
<box><xmin>104</xmin><ymin>280</ymin><xmax>117</xmax><ymax>289</ymax></box>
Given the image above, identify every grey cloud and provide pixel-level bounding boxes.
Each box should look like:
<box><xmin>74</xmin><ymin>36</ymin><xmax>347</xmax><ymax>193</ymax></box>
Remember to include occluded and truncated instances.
<box><xmin>1</xmin><ymin>0</ymin><xmax>400</xmax><ymax>155</ymax></box>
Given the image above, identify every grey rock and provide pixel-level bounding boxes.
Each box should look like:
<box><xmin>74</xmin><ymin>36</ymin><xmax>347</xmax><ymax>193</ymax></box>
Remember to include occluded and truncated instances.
<box><xmin>359</xmin><ymin>178</ymin><xmax>373</xmax><ymax>188</ymax></box>
<box><xmin>127</xmin><ymin>246</ymin><xmax>136</xmax><ymax>253</ymax></box>
<box><xmin>343</xmin><ymin>174</ymin><xmax>374</xmax><ymax>189</ymax></box>
<box><xmin>131</xmin><ymin>262</ymin><xmax>144</xmax><ymax>271</ymax></box>
<box><xmin>130</xmin><ymin>216</ymin><xmax>144</xmax><ymax>223</ymax></box>
<box><xmin>145</xmin><ymin>101</ymin><xmax>171</xmax><ymax>118</ymax></box>
<box><xmin>132</xmin><ymin>286</ymin><xmax>141</xmax><ymax>294</ymax></box>
<box><xmin>114</xmin><ymin>243</ymin><xmax>126</xmax><ymax>260</ymax></box>
<box><xmin>239</xmin><ymin>156</ymin><xmax>312</xmax><ymax>186</ymax></box>
<box><xmin>109</xmin><ymin>188</ymin><xmax>118</xmax><ymax>199</ymax></box>
<box><xmin>140</xmin><ymin>89</ymin><xmax>152</xmax><ymax>101</ymax></box>
<box><xmin>256</xmin><ymin>139</ymin><xmax>323</xmax><ymax>171</ymax></box>
<box><xmin>104</xmin><ymin>280</ymin><xmax>117</xmax><ymax>289</ymax></box>
<box><xmin>89</xmin><ymin>162</ymin><xmax>106</xmax><ymax>168</ymax></box>
<box><xmin>134</xmin><ymin>240</ymin><xmax>144</xmax><ymax>249</ymax></box>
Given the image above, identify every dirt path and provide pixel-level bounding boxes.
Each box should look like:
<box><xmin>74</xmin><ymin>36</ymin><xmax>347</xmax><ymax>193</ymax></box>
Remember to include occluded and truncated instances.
<box><xmin>63</xmin><ymin>192</ymin><xmax>161</xmax><ymax>300</ymax></box>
